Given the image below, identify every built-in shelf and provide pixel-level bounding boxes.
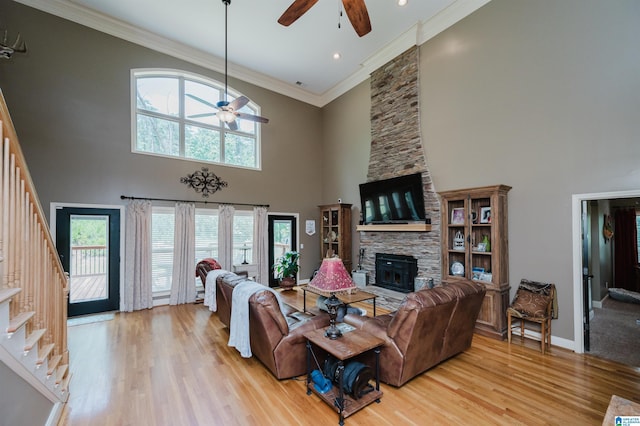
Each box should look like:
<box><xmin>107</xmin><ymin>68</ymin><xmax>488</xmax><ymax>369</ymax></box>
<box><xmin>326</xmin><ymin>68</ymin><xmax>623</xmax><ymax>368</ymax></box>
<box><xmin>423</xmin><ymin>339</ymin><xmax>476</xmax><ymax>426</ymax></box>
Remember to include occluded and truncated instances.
<box><xmin>356</xmin><ymin>223</ymin><xmax>432</xmax><ymax>232</ymax></box>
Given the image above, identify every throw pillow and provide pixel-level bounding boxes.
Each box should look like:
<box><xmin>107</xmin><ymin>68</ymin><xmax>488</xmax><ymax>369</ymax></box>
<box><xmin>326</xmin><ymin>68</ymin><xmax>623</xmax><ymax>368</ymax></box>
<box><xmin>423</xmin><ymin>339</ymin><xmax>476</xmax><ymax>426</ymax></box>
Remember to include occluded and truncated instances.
<box><xmin>511</xmin><ymin>290</ymin><xmax>551</xmax><ymax>318</ymax></box>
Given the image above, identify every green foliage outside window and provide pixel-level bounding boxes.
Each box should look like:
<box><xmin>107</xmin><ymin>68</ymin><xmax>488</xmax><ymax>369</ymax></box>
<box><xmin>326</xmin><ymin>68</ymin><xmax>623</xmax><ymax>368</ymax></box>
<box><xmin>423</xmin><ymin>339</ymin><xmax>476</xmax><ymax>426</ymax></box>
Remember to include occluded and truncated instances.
<box><xmin>133</xmin><ymin>70</ymin><xmax>261</xmax><ymax>169</ymax></box>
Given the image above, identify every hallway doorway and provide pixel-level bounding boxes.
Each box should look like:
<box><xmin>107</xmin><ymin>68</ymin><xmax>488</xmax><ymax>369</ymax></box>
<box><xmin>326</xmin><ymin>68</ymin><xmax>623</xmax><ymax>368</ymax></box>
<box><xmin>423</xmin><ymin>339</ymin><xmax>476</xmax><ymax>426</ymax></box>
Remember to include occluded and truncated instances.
<box><xmin>572</xmin><ymin>189</ymin><xmax>640</xmax><ymax>362</ymax></box>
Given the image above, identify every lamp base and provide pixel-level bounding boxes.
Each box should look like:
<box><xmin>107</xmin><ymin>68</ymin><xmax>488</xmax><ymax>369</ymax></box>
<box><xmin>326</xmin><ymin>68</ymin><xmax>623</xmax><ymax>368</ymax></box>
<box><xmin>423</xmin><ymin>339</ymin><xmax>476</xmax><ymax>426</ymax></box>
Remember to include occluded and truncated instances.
<box><xmin>323</xmin><ymin>293</ymin><xmax>343</xmax><ymax>339</ymax></box>
<box><xmin>324</xmin><ymin>323</ymin><xmax>343</xmax><ymax>340</ymax></box>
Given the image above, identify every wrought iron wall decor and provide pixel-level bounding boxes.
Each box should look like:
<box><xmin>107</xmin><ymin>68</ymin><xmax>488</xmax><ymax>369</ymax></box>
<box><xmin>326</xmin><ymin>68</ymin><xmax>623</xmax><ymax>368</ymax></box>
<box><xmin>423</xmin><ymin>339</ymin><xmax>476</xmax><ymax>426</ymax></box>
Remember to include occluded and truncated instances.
<box><xmin>180</xmin><ymin>167</ymin><xmax>228</xmax><ymax>197</ymax></box>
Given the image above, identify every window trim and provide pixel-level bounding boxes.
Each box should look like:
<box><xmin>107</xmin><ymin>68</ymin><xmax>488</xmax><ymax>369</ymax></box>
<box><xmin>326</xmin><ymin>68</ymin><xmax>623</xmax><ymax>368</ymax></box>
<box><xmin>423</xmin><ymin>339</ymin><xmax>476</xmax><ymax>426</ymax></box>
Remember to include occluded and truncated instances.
<box><xmin>131</xmin><ymin>68</ymin><xmax>262</xmax><ymax>170</ymax></box>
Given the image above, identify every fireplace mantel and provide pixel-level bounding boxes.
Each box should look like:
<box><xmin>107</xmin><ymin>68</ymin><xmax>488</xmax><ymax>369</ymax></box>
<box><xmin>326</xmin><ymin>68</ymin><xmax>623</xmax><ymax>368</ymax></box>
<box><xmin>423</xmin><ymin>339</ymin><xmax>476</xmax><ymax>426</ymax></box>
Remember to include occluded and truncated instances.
<box><xmin>356</xmin><ymin>223</ymin><xmax>432</xmax><ymax>232</ymax></box>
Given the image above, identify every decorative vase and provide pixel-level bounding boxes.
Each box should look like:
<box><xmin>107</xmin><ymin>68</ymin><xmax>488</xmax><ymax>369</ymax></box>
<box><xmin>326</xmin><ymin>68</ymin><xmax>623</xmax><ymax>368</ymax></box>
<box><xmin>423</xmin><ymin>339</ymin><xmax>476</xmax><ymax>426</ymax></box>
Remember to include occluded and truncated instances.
<box><xmin>279</xmin><ymin>276</ymin><xmax>297</xmax><ymax>291</ymax></box>
<box><xmin>482</xmin><ymin>235</ymin><xmax>491</xmax><ymax>252</ymax></box>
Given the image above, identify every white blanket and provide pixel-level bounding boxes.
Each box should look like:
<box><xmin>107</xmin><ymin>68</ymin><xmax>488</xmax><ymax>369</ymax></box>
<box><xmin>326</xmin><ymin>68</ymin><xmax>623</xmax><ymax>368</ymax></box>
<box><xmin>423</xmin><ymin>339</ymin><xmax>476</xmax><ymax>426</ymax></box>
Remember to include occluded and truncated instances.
<box><xmin>203</xmin><ymin>269</ymin><xmax>230</xmax><ymax>312</ymax></box>
<box><xmin>228</xmin><ymin>280</ymin><xmax>286</xmax><ymax>358</ymax></box>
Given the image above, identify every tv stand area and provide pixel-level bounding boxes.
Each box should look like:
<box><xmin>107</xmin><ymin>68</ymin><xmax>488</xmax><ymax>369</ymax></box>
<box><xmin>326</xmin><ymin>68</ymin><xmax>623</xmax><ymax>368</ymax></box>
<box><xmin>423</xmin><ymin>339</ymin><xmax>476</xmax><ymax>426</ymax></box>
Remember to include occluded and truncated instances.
<box><xmin>356</xmin><ymin>223</ymin><xmax>431</xmax><ymax>232</ymax></box>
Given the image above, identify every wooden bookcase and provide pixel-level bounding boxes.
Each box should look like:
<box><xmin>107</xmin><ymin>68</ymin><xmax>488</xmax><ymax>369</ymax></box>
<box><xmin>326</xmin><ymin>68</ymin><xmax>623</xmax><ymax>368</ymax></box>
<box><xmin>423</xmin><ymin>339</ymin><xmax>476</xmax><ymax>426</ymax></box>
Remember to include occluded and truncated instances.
<box><xmin>439</xmin><ymin>185</ymin><xmax>511</xmax><ymax>339</ymax></box>
<box><xmin>319</xmin><ymin>204</ymin><xmax>352</xmax><ymax>272</ymax></box>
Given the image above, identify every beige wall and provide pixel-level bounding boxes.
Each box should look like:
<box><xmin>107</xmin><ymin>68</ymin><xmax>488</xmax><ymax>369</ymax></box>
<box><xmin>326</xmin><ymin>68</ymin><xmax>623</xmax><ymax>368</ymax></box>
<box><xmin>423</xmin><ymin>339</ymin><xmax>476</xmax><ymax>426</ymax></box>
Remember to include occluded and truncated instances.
<box><xmin>0</xmin><ymin>0</ymin><xmax>324</xmax><ymax>276</ymax></box>
<box><xmin>323</xmin><ymin>0</ymin><xmax>640</xmax><ymax>341</ymax></box>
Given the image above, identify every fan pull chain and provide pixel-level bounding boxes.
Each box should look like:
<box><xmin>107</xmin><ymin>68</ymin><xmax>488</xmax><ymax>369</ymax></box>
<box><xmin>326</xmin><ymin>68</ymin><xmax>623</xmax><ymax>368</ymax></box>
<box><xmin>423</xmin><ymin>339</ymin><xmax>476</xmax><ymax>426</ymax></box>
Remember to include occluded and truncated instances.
<box><xmin>338</xmin><ymin>0</ymin><xmax>343</xmax><ymax>29</ymax></box>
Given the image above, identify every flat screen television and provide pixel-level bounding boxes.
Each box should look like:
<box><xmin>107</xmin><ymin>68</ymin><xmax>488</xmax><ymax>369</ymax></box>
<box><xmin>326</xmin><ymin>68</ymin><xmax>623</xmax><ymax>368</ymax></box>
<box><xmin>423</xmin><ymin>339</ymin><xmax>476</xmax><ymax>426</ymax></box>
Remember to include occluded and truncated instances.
<box><xmin>359</xmin><ymin>173</ymin><xmax>426</xmax><ymax>224</ymax></box>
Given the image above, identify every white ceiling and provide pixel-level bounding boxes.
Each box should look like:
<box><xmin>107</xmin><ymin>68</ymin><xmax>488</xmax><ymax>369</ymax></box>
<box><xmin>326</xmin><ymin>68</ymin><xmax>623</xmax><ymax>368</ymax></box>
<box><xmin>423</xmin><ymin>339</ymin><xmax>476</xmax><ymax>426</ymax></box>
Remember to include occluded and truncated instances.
<box><xmin>13</xmin><ymin>0</ymin><xmax>490</xmax><ymax>106</ymax></box>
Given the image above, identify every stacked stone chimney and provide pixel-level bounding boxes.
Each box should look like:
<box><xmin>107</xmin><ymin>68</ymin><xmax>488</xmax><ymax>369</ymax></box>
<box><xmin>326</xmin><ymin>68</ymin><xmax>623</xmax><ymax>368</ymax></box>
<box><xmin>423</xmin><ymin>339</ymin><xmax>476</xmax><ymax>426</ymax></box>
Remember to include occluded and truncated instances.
<box><xmin>359</xmin><ymin>46</ymin><xmax>442</xmax><ymax>288</ymax></box>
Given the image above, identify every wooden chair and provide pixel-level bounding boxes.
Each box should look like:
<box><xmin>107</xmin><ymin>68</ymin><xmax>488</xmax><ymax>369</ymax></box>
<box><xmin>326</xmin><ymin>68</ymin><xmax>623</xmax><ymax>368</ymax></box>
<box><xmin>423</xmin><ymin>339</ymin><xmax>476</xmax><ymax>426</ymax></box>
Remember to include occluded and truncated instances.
<box><xmin>506</xmin><ymin>279</ymin><xmax>557</xmax><ymax>354</ymax></box>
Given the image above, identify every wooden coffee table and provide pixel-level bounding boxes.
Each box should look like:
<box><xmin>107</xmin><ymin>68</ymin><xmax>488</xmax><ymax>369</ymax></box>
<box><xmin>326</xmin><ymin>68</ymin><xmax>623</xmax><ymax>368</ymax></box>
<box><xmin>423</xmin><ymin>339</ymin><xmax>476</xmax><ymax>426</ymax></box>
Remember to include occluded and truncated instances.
<box><xmin>304</xmin><ymin>328</ymin><xmax>383</xmax><ymax>425</ymax></box>
<box><xmin>301</xmin><ymin>285</ymin><xmax>378</xmax><ymax>316</ymax></box>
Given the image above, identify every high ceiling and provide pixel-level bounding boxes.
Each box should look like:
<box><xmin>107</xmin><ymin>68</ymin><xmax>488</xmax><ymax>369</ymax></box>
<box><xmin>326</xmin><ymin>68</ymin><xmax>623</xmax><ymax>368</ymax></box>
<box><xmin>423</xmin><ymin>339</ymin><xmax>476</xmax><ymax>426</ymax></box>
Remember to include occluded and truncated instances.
<box><xmin>13</xmin><ymin>0</ymin><xmax>489</xmax><ymax>106</ymax></box>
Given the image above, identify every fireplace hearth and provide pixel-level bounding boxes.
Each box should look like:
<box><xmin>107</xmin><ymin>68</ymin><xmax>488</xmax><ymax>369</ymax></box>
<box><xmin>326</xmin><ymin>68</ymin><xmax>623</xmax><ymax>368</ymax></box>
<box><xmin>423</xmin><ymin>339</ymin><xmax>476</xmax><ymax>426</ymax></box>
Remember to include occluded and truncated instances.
<box><xmin>374</xmin><ymin>253</ymin><xmax>418</xmax><ymax>293</ymax></box>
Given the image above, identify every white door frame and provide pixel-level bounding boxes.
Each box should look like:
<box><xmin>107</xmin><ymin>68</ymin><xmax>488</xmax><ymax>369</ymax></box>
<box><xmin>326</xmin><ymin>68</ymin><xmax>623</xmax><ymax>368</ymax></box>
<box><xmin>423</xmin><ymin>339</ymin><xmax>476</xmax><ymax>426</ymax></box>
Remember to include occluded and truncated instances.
<box><xmin>571</xmin><ymin>189</ymin><xmax>640</xmax><ymax>353</ymax></box>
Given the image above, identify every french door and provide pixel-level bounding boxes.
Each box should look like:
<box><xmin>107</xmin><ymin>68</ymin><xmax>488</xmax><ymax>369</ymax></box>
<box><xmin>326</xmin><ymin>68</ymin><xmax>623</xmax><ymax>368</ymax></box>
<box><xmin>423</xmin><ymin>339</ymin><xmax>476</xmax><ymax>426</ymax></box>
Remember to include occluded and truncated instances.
<box><xmin>55</xmin><ymin>207</ymin><xmax>121</xmax><ymax>317</ymax></box>
<box><xmin>268</xmin><ymin>215</ymin><xmax>297</xmax><ymax>287</ymax></box>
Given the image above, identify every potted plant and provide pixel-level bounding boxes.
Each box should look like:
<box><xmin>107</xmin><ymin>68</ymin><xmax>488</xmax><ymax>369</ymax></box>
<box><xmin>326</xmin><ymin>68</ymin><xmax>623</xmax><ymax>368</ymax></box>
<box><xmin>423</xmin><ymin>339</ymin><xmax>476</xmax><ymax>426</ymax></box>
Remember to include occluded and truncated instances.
<box><xmin>273</xmin><ymin>251</ymin><xmax>299</xmax><ymax>290</ymax></box>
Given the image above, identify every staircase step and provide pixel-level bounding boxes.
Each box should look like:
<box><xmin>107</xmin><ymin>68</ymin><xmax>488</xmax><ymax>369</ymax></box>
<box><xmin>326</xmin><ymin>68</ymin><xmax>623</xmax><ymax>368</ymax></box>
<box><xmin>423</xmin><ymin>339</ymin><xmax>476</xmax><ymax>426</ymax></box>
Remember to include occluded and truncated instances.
<box><xmin>47</xmin><ymin>354</ymin><xmax>62</xmax><ymax>376</ymax></box>
<box><xmin>7</xmin><ymin>311</ymin><xmax>35</xmax><ymax>333</ymax></box>
<box><xmin>55</xmin><ymin>364</ymin><xmax>68</xmax><ymax>384</ymax></box>
<box><xmin>0</xmin><ymin>287</ymin><xmax>21</xmax><ymax>304</ymax></box>
<box><xmin>37</xmin><ymin>343</ymin><xmax>54</xmax><ymax>365</ymax></box>
<box><xmin>24</xmin><ymin>328</ymin><xmax>46</xmax><ymax>352</ymax></box>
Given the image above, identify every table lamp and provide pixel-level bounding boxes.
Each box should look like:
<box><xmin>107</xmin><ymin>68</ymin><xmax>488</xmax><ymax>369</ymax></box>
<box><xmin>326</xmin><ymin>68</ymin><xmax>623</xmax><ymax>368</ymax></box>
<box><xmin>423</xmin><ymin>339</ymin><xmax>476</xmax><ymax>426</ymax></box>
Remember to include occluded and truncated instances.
<box><xmin>308</xmin><ymin>257</ymin><xmax>357</xmax><ymax>339</ymax></box>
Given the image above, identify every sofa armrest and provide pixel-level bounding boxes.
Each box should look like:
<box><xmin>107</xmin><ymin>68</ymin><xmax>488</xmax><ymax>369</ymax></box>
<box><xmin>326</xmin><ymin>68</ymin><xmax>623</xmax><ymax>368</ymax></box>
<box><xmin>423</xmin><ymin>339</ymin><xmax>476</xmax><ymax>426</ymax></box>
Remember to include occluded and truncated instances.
<box><xmin>343</xmin><ymin>313</ymin><xmax>393</xmax><ymax>343</ymax></box>
<box><xmin>283</xmin><ymin>313</ymin><xmax>331</xmax><ymax>345</ymax></box>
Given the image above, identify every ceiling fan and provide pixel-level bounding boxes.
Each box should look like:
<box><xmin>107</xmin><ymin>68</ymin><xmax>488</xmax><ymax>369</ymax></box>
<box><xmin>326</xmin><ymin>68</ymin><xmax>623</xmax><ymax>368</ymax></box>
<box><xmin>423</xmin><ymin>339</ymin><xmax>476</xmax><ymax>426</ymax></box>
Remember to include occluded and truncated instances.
<box><xmin>278</xmin><ymin>0</ymin><xmax>372</xmax><ymax>37</ymax></box>
<box><xmin>187</xmin><ymin>0</ymin><xmax>269</xmax><ymax>131</ymax></box>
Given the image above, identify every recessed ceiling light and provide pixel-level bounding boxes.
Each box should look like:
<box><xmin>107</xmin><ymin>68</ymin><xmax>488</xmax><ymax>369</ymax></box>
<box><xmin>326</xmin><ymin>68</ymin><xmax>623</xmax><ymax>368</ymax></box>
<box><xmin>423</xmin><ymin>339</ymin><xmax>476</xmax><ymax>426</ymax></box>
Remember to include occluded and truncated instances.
<box><xmin>398</xmin><ymin>0</ymin><xmax>408</xmax><ymax>6</ymax></box>
<box><xmin>333</xmin><ymin>52</ymin><xmax>342</xmax><ymax>60</ymax></box>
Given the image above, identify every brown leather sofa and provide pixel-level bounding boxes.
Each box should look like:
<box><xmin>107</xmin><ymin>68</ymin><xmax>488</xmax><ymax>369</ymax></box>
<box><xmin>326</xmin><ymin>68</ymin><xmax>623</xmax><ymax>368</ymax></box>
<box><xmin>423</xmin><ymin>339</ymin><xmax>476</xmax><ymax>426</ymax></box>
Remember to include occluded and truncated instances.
<box><xmin>343</xmin><ymin>279</ymin><xmax>486</xmax><ymax>387</ymax></box>
<box><xmin>199</xmin><ymin>265</ymin><xmax>331</xmax><ymax>379</ymax></box>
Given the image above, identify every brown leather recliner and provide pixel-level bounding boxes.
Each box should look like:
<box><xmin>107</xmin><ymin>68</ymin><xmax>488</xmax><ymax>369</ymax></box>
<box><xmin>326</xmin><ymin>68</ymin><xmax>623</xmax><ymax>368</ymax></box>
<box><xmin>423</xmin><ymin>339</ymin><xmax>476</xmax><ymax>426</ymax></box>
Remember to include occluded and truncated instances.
<box><xmin>344</xmin><ymin>279</ymin><xmax>486</xmax><ymax>387</ymax></box>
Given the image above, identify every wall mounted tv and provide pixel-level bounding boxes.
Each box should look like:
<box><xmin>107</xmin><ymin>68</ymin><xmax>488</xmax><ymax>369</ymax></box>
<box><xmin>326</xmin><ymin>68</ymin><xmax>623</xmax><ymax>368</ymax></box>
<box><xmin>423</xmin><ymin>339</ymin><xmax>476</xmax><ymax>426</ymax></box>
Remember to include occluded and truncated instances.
<box><xmin>359</xmin><ymin>173</ymin><xmax>426</xmax><ymax>224</ymax></box>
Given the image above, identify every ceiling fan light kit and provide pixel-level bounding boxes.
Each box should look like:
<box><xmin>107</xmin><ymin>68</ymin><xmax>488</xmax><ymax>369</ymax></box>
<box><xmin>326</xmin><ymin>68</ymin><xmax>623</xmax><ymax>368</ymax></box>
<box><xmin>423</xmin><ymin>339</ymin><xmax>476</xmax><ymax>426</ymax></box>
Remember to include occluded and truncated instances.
<box><xmin>186</xmin><ymin>0</ymin><xmax>269</xmax><ymax>130</ymax></box>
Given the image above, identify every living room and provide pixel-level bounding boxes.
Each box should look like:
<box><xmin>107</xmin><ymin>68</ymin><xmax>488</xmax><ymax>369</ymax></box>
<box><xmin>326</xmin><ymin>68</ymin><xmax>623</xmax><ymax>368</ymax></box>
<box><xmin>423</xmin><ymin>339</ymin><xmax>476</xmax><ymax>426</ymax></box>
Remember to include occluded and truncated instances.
<box><xmin>0</xmin><ymin>0</ymin><xmax>639</xmax><ymax>423</ymax></box>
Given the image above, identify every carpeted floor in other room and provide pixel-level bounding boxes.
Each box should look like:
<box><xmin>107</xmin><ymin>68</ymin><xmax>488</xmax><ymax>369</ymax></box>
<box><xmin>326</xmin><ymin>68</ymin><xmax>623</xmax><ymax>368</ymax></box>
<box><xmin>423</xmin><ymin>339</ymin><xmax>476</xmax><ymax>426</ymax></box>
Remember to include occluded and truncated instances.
<box><xmin>588</xmin><ymin>297</ymin><xmax>640</xmax><ymax>367</ymax></box>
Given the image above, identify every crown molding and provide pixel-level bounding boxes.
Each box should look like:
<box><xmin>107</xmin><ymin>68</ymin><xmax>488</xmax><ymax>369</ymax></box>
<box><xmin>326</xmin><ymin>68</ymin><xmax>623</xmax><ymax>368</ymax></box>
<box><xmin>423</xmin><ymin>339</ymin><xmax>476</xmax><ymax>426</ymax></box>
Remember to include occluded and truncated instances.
<box><xmin>13</xmin><ymin>0</ymin><xmax>490</xmax><ymax>108</ymax></box>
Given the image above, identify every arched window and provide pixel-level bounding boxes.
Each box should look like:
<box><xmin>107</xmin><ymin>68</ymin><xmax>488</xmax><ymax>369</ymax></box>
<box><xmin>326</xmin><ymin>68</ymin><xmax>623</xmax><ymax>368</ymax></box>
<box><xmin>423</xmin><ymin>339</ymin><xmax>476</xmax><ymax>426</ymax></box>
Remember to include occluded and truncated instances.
<box><xmin>132</xmin><ymin>69</ymin><xmax>262</xmax><ymax>169</ymax></box>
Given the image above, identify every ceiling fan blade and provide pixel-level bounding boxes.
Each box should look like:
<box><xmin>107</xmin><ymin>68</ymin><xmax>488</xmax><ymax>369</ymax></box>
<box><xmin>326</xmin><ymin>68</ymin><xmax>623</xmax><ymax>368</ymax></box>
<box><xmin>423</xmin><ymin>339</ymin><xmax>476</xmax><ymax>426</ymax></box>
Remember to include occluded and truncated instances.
<box><xmin>236</xmin><ymin>112</ymin><xmax>270</xmax><ymax>124</ymax></box>
<box><xmin>227</xmin><ymin>95</ymin><xmax>250</xmax><ymax>111</ymax></box>
<box><xmin>226</xmin><ymin>120</ymin><xmax>238</xmax><ymax>131</ymax></box>
<box><xmin>278</xmin><ymin>0</ymin><xmax>319</xmax><ymax>26</ymax></box>
<box><xmin>186</xmin><ymin>93</ymin><xmax>219</xmax><ymax>110</ymax></box>
<box><xmin>342</xmin><ymin>0</ymin><xmax>371</xmax><ymax>37</ymax></box>
<box><xmin>188</xmin><ymin>113</ymin><xmax>216</xmax><ymax>119</ymax></box>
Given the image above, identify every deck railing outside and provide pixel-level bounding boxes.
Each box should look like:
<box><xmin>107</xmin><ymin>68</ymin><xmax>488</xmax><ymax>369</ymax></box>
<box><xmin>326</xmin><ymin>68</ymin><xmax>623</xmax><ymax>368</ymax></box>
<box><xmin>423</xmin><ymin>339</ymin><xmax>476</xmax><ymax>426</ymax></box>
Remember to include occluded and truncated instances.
<box><xmin>71</xmin><ymin>245</ymin><xmax>107</xmax><ymax>276</ymax></box>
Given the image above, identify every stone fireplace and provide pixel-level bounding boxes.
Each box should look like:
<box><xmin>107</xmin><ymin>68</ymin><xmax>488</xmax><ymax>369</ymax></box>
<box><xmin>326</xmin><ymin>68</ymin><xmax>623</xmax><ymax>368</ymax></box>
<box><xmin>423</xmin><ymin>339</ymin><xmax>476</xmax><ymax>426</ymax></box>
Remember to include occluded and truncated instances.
<box><xmin>359</xmin><ymin>46</ymin><xmax>442</xmax><ymax>289</ymax></box>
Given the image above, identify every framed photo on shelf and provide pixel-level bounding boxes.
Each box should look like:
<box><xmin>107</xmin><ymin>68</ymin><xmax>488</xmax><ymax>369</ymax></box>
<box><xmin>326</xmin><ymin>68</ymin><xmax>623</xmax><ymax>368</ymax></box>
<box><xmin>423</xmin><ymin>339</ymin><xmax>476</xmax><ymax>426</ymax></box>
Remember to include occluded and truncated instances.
<box><xmin>451</xmin><ymin>208</ymin><xmax>465</xmax><ymax>225</ymax></box>
<box><xmin>480</xmin><ymin>207</ymin><xmax>491</xmax><ymax>224</ymax></box>
<box><xmin>472</xmin><ymin>267</ymin><xmax>485</xmax><ymax>280</ymax></box>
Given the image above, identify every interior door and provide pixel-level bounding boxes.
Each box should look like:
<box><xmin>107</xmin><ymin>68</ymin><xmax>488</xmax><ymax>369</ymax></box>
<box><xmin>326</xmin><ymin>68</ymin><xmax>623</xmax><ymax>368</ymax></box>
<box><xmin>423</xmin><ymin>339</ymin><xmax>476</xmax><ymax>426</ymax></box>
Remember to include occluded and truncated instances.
<box><xmin>56</xmin><ymin>207</ymin><xmax>120</xmax><ymax>317</ymax></box>
<box><xmin>268</xmin><ymin>215</ymin><xmax>297</xmax><ymax>287</ymax></box>
<box><xmin>581</xmin><ymin>200</ymin><xmax>593</xmax><ymax>351</ymax></box>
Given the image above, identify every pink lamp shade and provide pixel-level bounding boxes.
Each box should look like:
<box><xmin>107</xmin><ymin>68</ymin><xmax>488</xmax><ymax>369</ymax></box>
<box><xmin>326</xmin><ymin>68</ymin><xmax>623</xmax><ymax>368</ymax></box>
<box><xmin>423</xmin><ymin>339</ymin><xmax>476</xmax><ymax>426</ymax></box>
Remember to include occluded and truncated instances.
<box><xmin>308</xmin><ymin>257</ymin><xmax>357</xmax><ymax>296</ymax></box>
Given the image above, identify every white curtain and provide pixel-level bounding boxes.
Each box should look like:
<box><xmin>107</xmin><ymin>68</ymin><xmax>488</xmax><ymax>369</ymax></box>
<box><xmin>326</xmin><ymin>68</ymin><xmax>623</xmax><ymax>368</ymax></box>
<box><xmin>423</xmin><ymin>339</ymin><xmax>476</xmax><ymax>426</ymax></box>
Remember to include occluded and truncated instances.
<box><xmin>124</xmin><ymin>200</ymin><xmax>153</xmax><ymax>312</ymax></box>
<box><xmin>253</xmin><ymin>206</ymin><xmax>269</xmax><ymax>284</ymax></box>
<box><xmin>170</xmin><ymin>202</ymin><xmax>196</xmax><ymax>305</ymax></box>
<box><xmin>218</xmin><ymin>204</ymin><xmax>235</xmax><ymax>270</ymax></box>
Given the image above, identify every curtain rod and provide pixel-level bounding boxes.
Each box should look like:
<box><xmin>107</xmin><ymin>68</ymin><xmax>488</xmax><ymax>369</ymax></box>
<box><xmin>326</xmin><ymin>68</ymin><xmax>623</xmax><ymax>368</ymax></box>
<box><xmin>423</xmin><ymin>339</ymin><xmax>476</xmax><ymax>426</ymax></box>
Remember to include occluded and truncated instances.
<box><xmin>120</xmin><ymin>195</ymin><xmax>269</xmax><ymax>208</ymax></box>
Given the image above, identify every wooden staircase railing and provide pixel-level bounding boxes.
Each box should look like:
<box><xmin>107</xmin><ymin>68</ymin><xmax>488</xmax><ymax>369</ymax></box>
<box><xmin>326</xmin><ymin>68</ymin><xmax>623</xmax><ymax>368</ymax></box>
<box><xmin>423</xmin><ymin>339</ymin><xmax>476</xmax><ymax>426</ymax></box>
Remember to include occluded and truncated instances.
<box><xmin>0</xmin><ymin>89</ymin><xmax>69</xmax><ymax>389</ymax></box>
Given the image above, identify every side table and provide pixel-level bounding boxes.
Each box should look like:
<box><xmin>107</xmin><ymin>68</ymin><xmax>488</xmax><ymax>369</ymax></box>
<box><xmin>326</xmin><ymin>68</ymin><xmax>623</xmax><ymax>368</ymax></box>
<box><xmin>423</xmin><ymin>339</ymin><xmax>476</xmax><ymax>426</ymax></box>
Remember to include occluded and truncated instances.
<box><xmin>304</xmin><ymin>328</ymin><xmax>383</xmax><ymax>425</ymax></box>
<box><xmin>301</xmin><ymin>285</ymin><xmax>378</xmax><ymax>317</ymax></box>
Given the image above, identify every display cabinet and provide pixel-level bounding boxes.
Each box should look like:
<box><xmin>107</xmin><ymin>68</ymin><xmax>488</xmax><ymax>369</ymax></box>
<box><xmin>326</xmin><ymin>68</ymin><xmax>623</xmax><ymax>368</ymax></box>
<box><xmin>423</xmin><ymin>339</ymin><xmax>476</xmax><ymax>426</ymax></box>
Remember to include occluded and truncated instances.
<box><xmin>439</xmin><ymin>185</ymin><xmax>511</xmax><ymax>339</ymax></box>
<box><xmin>319</xmin><ymin>204</ymin><xmax>352</xmax><ymax>272</ymax></box>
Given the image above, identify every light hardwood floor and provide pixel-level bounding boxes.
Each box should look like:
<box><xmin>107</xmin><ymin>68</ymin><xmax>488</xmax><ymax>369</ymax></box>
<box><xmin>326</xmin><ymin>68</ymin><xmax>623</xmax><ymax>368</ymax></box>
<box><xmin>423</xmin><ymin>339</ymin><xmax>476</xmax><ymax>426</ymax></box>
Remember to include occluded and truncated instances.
<box><xmin>59</xmin><ymin>295</ymin><xmax>640</xmax><ymax>426</ymax></box>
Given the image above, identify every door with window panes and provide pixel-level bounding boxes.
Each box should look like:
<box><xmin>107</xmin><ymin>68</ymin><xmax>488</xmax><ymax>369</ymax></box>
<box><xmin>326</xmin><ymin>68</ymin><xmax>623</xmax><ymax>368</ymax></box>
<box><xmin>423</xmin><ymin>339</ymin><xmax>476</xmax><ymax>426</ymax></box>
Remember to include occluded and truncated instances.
<box><xmin>268</xmin><ymin>215</ymin><xmax>297</xmax><ymax>287</ymax></box>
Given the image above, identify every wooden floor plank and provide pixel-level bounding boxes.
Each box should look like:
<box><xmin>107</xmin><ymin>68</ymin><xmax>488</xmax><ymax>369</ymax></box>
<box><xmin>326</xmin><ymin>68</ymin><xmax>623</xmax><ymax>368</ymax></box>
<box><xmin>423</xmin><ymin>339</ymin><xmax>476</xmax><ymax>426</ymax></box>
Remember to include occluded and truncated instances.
<box><xmin>58</xmin><ymin>302</ymin><xmax>640</xmax><ymax>426</ymax></box>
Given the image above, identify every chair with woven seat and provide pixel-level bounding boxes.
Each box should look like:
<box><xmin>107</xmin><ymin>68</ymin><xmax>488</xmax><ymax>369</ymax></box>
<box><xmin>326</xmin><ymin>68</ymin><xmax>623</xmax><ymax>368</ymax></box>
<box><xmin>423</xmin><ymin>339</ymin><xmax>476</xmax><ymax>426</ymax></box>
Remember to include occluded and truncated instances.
<box><xmin>506</xmin><ymin>279</ymin><xmax>557</xmax><ymax>354</ymax></box>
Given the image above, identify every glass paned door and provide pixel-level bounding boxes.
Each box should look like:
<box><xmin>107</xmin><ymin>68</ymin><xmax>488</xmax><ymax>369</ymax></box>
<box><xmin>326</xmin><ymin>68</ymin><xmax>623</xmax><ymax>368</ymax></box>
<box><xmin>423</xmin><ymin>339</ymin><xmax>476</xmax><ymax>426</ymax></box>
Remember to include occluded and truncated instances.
<box><xmin>268</xmin><ymin>215</ymin><xmax>297</xmax><ymax>287</ymax></box>
<box><xmin>56</xmin><ymin>207</ymin><xmax>120</xmax><ymax>316</ymax></box>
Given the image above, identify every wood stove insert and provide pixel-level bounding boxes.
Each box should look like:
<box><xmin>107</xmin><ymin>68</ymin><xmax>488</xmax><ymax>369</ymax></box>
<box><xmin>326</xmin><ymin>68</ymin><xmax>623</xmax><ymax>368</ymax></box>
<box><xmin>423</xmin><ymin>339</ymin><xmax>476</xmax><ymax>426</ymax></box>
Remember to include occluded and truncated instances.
<box><xmin>374</xmin><ymin>253</ymin><xmax>417</xmax><ymax>293</ymax></box>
